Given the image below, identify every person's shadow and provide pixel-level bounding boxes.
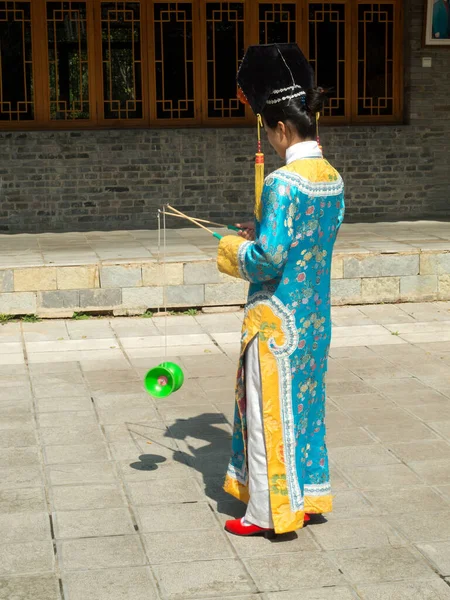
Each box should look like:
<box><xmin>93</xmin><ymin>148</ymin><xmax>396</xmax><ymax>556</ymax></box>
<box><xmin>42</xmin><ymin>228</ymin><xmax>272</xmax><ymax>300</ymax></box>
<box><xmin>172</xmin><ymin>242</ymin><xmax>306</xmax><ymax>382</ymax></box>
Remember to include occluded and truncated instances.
<box><xmin>165</xmin><ymin>412</ymin><xmax>246</xmax><ymax>519</ymax></box>
<box><xmin>127</xmin><ymin>414</ymin><xmax>324</xmax><ymax>539</ymax></box>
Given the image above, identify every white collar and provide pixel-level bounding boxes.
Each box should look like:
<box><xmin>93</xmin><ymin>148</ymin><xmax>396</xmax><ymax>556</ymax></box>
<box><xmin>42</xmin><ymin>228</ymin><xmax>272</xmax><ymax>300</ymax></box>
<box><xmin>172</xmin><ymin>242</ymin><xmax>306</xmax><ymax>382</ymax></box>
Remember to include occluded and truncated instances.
<box><xmin>285</xmin><ymin>141</ymin><xmax>322</xmax><ymax>165</ymax></box>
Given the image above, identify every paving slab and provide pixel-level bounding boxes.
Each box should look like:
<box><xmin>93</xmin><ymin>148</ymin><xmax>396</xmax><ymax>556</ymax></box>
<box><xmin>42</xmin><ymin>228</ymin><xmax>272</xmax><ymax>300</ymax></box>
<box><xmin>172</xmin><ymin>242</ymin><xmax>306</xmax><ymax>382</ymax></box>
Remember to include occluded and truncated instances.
<box><xmin>355</xmin><ymin>578</ymin><xmax>450</xmax><ymax>599</ymax></box>
<box><xmin>0</xmin><ymin>512</ymin><xmax>51</xmax><ymax>544</ymax></box>
<box><xmin>0</xmin><ymin>305</ymin><xmax>450</xmax><ymax>598</ymax></box>
<box><xmin>264</xmin><ymin>590</ymin><xmax>357</xmax><ymax>600</ymax></box>
<box><xmin>0</xmin><ymin>540</ymin><xmax>54</xmax><ymax>576</ymax></box>
<box><xmin>63</xmin><ymin>567</ymin><xmax>158</xmax><ymax>600</ymax></box>
<box><xmin>330</xmin><ymin>546</ymin><xmax>436</xmax><ymax>583</ymax></box>
<box><xmin>58</xmin><ymin>535</ymin><xmax>146</xmax><ymax>570</ymax></box>
<box><xmin>245</xmin><ymin>552</ymin><xmax>344</xmax><ymax>592</ymax></box>
<box><xmin>387</xmin><ymin>511</ymin><xmax>450</xmax><ymax>543</ymax></box>
<box><xmin>54</xmin><ymin>507</ymin><xmax>135</xmax><ymax>539</ymax></box>
<box><xmin>154</xmin><ymin>559</ymin><xmax>255</xmax><ymax>599</ymax></box>
<box><xmin>0</xmin><ymin>575</ymin><xmax>61</xmax><ymax>600</ymax></box>
<box><xmin>363</xmin><ymin>486</ymin><xmax>450</xmax><ymax>514</ymax></box>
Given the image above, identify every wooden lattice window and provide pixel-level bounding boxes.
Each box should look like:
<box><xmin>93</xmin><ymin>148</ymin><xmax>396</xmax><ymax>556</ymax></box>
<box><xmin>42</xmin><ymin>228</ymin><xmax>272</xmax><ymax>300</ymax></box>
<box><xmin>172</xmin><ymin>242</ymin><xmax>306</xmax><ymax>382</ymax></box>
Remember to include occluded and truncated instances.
<box><xmin>0</xmin><ymin>1</ymin><xmax>34</xmax><ymax>121</ymax></box>
<box><xmin>0</xmin><ymin>0</ymin><xmax>403</xmax><ymax>129</ymax></box>
<box><xmin>258</xmin><ymin>3</ymin><xmax>297</xmax><ymax>44</ymax></box>
<box><xmin>309</xmin><ymin>3</ymin><xmax>347</xmax><ymax>119</ymax></box>
<box><xmin>152</xmin><ymin>2</ymin><xmax>195</xmax><ymax>120</ymax></box>
<box><xmin>46</xmin><ymin>1</ymin><xmax>90</xmax><ymax>120</ymax></box>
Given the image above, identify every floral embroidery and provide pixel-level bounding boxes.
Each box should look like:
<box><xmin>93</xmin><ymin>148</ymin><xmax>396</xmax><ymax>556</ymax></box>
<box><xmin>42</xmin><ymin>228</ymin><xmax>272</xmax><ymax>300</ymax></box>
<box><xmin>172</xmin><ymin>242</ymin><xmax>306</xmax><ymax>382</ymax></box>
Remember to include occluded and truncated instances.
<box><xmin>270</xmin><ymin>474</ymin><xmax>289</xmax><ymax>495</ymax></box>
<box><xmin>276</xmin><ymin>442</ymin><xmax>285</xmax><ymax>465</ymax></box>
<box><xmin>259</xmin><ymin>321</ymin><xmax>277</xmax><ymax>341</ymax></box>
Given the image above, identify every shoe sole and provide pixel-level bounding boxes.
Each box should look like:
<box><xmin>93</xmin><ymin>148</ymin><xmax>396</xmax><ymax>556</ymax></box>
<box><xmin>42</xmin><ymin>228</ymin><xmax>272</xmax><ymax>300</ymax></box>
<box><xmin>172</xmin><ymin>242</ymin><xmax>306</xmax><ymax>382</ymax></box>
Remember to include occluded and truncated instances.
<box><xmin>224</xmin><ymin>526</ymin><xmax>276</xmax><ymax>539</ymax></box>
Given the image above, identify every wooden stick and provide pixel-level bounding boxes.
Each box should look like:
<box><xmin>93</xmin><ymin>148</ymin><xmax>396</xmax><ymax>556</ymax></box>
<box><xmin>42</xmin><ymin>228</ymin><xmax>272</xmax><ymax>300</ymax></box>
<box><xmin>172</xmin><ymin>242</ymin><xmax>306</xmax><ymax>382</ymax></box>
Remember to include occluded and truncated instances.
<box><xmin>163</xmin><ymin>204</ymin><xmax>215</xmax><ymax>235</ymax></box>
<box><xmin>165</xmin><ymin>211</ymin><xmax>226</xmax><ymax>229</ymax></box>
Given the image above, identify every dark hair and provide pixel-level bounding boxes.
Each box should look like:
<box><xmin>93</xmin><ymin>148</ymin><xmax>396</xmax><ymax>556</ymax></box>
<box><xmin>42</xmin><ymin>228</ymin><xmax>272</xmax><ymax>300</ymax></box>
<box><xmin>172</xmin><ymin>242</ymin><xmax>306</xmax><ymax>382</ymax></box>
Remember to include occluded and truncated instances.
<box><xmin>262</xmin><ymin>88</ymin><xmax>328</xmax><ymax>139</ymax></box>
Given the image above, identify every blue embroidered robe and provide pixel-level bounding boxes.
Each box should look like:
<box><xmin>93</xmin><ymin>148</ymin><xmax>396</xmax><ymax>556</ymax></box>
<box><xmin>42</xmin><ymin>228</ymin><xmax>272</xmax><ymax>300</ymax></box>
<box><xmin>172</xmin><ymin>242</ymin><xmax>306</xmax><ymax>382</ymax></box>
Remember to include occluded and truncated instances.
<box><xmin>217</xmin><ymin>141</ymin><xmax>345</xmax><ymax>533</ymax></box>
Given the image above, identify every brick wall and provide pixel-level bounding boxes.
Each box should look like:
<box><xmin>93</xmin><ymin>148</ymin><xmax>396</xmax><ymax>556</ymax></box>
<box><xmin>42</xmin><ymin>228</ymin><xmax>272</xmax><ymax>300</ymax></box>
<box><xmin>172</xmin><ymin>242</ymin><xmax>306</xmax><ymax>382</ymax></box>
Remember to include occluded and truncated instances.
<box><xmin>1</xmin><ymin>0</ymin><xmax>449</xmax><ymax>233</ymax></box>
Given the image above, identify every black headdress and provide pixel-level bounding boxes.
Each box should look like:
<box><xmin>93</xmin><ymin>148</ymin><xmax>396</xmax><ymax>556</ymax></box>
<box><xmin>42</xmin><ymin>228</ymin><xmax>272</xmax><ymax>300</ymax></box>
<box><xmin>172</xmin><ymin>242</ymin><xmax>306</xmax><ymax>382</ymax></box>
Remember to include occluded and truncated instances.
<box><xmin>237</xmin><ymin>43</ymin><xmax>314</xmax><ymax>116</ymax></box>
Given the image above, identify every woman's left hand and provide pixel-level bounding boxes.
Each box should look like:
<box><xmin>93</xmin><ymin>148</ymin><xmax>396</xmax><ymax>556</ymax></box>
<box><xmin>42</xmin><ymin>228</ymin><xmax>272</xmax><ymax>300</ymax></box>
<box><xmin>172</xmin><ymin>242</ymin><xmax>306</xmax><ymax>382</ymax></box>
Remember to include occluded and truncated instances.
<box><xmin>236</xmin><ymin>222</ymin><xmax>255</xmax><ymax>241</ymax></box>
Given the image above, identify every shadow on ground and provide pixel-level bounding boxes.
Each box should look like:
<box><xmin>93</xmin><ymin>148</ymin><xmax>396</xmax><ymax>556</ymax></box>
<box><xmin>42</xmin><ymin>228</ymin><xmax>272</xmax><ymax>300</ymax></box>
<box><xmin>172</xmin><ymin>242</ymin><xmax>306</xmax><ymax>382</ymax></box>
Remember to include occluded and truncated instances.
<box><xmin>166</xmin><ymin>413</ymin><xmax>246</xmax><ymax>518</ymax></box>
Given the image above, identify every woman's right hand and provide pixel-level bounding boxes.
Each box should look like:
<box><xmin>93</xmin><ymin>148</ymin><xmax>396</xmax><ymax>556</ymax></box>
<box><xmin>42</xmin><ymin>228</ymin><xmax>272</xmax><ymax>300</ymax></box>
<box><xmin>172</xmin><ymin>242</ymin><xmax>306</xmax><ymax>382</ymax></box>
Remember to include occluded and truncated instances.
<box><xmin>235</xmin><ymin>221</ymin><xmax>255</xmax><ymax>241</ymax></box>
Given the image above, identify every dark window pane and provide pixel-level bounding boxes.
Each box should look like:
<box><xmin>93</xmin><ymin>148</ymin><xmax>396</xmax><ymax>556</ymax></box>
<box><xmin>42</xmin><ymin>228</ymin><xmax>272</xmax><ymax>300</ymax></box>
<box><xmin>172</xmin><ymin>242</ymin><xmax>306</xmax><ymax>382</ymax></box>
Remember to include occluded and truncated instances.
<box><xmin>259</xmin><ymin>3</ymin><xmax>296</xmax><ymax>44</ymax></box>
<box><xmin>309</xmin><ymin>3</ymin><xmax>345</xmax><ymax>117</ymax></box>
<box><xmin>206</xmin><ymin>2</ymin><xmax>245</xmax><ymax>118</ymax></box>
<box><xmin>101</xmin><ymin>1</ymin><xmax>143</xmax><ymax>119</ymax></box>
<box><xmin>357</xmin><ymin>3</ymin><xmax>394</xmax><ymax>116</ymax></box>
<box><xmin>47</xmin><ymin>2</ymin><xmax>89</xmax><ymax>120</ymax></box>
<box><xmin>154</xmin><ymin>2</ymin><xmax>194</xmax><ymax>119</ymax></box>
<box><xmin>0</xmin><ymin>1</ymin><xmax>33</xmax><ymax>121</ymax></box>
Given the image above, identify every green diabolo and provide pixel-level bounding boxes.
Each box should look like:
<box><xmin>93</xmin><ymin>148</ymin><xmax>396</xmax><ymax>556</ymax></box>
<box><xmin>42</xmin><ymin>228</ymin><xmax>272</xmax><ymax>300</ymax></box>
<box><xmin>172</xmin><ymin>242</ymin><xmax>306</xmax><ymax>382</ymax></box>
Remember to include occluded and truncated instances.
<box><xmin>143</xmin><ymin>362</ymin><xmax>184</xmax><ymax>398</ymax></box>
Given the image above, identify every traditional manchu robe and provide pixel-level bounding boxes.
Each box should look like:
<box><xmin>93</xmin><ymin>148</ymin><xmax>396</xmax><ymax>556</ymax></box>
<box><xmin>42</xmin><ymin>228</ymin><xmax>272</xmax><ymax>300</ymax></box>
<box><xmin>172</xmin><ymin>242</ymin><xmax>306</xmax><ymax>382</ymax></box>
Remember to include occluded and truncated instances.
<box><xmin>217</xmin><ymin>141</ymin><xmax>345</xmax><ymax>534</ymax></box>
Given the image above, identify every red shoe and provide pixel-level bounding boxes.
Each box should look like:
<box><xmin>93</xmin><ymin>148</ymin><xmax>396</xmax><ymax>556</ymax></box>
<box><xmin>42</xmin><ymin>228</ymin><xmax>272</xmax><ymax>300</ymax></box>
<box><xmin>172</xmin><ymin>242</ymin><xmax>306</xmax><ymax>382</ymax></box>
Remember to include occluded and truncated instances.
<box><xmin>304</xmin><ymin>513</ymin><xmax>311</xmax><ymax>522</ymax></box>
<box><xmin>225</xmin><ymin>518</ymin><xmax>275</xmax><ymax>538</ymax></box>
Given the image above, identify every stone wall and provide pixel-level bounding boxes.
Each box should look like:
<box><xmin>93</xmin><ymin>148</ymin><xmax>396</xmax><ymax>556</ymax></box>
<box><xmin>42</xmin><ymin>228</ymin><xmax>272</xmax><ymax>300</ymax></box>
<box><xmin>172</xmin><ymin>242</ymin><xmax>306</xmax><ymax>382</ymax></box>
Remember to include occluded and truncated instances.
<box><xmin>1</xmin><ymin>249</ymin><xmax>449</xmax><ymax>317</ymax></box>
<box><xmin>1</xmin><ymin>0</ymin><xmax>450</xmax><ymax>233</ymax></box>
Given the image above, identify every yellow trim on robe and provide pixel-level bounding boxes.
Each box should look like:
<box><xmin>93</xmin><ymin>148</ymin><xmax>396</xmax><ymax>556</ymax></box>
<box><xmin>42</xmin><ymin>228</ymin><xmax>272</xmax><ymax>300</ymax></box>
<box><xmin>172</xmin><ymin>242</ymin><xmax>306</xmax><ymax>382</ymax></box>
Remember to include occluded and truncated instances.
<box><xmin>304</xmin><ymin>494</ymin><xmax>333</xmax><ymax>515</ymax></box>
<box><xmin>217</xmin><ymin>235</ymin><xmax>246</xmax><ymax>279</ymax></box>
<box><xmin>257</xmin><ymin>304</ymin><xmax>305</xmax><ymax>533</ymax></box>
<box><xmin>279</xmin><ymin>158</ymin><xmax>340</xmax><ymax>183</ymax></box>
<box><xmin>224</xmin><ymin>474</ymin><xmax>250</xmax><ymax>504</ymax></box>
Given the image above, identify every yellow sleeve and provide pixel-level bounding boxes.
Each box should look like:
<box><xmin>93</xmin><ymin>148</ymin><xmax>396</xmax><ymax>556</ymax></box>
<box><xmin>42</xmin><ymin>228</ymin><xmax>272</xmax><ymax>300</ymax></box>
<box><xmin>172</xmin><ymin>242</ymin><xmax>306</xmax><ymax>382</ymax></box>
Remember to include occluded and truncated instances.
<box><xmin>217</xmin><ymin>235</ymin><xmax>246</xmax><ymax>280</ymax></box>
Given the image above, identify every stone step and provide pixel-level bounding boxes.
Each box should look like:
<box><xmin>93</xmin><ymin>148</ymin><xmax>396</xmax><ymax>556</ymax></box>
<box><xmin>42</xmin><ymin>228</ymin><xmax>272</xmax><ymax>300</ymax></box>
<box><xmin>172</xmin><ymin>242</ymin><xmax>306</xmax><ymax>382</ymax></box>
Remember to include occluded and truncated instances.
<box><xmin>0</xmin><ymin>225</ymin><xmax>448</xmax><ymax>317</ymax></box>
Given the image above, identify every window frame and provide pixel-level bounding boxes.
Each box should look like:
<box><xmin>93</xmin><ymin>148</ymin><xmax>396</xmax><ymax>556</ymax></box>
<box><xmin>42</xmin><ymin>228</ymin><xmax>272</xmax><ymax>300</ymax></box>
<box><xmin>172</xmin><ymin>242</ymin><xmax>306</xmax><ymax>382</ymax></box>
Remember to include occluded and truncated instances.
<box><xmin>0</xmin><ymin>0</ymin><xmax>404</xmax><ymax>130</ymax></box>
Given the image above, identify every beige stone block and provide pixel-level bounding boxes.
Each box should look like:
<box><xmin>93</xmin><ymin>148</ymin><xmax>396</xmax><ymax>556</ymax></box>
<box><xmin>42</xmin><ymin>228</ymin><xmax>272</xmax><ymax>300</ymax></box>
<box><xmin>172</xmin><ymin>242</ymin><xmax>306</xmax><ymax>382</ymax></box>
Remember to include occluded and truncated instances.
<box><xmin>331</xmin><ymin>279</ymin><xmax>361</xmax><ymax>305</ymax></box>
<box><xmin>142</xmin><ymin>263</ymin><xmax>183</xmax><ymax>286</ymax></box>
<box><xmin>420</xmin><ymin>252</ymin><xmax>450</xmax><ymax>275</ymax></box>
<box><xmin>0</xmin><ymin>292</ymin><xmax>37</xmax><ymax>315</ymax></box>
<box><xmin>57</xmin><ymin>266</ymin><xmax>99</xmax><ymax>290</ymax></box>
<box><xmin>165</xmin><ymin>284</ymin><xmax>204</xmax><ymax>306</ymax></box>
<box><xmin>400</xmin><ymin>275</ymin><xmax>438</xmax><ymax>301</ymax></box>
<box><xmin>331</xmin><ymin>256</ymin><xmax>344</xmax><ymax>279</ymax></box>
<box><xmin>361</xmin><ymin>277</ymin><xmax>400</xmax><ymax>303</ymax></box>
<box><xmin>14</xmin><ymin>267</ymin><xmax>57</xmax><ymax>292</ymax></box>
<box><xmin>439</xmin><ymin>275</ymin><xmax>450</xmax><ymax>300</ymax></box>
<box><xmin>204</xmin><ymin>281</ymin><xmax>248</xmax><ymax>306</ymax></box>
<box><xmin>344</xmin><ymin>254</ymin><xmax>419</xmax><ymax>278</ymax></box>
<box><xmin>121</xmin><ymin>287</ymin><xmax>163</xmax><ymax>309</ymax></box>
<box><xmin>100</xmin><ymin>265</ymin><xmax>142</xmax><ymax>288</ymax></box>
<box><xmin>184</xmin><ymin>261</ymin><xmax>221</xmax><ymax>284</ymax></box>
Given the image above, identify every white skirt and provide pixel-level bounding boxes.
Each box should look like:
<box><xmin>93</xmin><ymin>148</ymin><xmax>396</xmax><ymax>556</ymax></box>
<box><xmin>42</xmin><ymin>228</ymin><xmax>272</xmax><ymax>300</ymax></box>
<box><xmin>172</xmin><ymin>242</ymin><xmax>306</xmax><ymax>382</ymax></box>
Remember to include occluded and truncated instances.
<box><xmin>244</xmin><ymin>337</ymin><xmax>274</xmax><ymax>529</ymax></box>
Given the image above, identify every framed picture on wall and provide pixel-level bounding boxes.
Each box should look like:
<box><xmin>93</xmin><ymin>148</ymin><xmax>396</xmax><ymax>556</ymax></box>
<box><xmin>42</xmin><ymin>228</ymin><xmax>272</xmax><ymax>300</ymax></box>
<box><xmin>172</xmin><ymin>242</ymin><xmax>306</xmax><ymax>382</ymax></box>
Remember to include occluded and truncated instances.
<box><xmin>424</xmin><ymin>0</ymin><xmax>450</xmax><ymax>45</ymax></box>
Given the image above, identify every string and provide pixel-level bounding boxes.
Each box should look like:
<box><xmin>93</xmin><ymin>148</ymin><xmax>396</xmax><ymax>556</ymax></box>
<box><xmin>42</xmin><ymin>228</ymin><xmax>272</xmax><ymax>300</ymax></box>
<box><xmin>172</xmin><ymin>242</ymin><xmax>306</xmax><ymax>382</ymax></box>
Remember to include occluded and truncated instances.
<box><xmin>157</xmin><ymin>211</ymin><xmax>161</xmax><ymax>318</ymax></box>
<box><xmin>162</xmin><ymin>206</ymin><xmax>168</xmax><ymax>360</ymax></box>
<box><xmin>276</xmin><ymin>45</ymin><xmax>296</xmax><ymax>105</ymax></box>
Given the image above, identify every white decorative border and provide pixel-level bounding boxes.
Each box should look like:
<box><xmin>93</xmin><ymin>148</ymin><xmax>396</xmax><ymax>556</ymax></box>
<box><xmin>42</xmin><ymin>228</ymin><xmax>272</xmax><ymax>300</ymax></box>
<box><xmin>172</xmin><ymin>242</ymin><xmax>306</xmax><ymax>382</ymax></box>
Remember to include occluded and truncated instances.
<box><xmin>266</xmin><ymin>90</ymin><xmax>306</xmax><ymax>105</ymax></box>
<box><xmin>271</xmin><ymin>84</ymin><xmax>303</xmax><ymax>94</ymax></box>
<box><xmin>227</xmin><ymin>461</ymin><xmax>248</xmax><ymax>486</ymax></box>
<box><xmin>266</xmin><ymin>170</ymin><xmax>344</xmax><ymax>198</ymax></box>
<box><xmin>304</xmin><ymin>482</ymin><xmax>332</xmax><ymax>497</ymax></box>
<box><xmin>245</xmin><ymin>291</ymin><xmax>299</xmax><ymax>357</ymax></box>
<box><xmin>237</xmin><ymin>240</ymin><xmax>252</xmax><ymax>281</ymax></box>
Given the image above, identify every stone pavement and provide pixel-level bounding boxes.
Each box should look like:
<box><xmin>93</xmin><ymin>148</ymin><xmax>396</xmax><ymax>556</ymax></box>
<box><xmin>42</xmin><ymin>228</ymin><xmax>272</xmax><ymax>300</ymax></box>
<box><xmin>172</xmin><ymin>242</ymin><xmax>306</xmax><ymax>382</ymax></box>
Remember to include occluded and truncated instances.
<box><xmin>2</xmin><ymin>303</ymin><xmax>450</xmax><ymax>599</ymax></box>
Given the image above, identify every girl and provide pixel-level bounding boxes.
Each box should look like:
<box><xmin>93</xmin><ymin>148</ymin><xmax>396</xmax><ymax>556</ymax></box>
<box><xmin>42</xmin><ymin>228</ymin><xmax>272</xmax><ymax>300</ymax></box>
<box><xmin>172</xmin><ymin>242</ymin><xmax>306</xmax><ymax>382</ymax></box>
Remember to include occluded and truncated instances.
<box><xmin>217</xmin><ymin>43</ymin><xmax>345</xmax><ymax>537</ymax></box>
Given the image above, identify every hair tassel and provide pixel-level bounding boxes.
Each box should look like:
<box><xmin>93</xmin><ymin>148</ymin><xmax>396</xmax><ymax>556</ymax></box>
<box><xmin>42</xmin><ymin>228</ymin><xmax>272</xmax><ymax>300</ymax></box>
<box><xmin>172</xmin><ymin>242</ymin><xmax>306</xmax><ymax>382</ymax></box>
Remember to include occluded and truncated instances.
<box><xmin>254</xmin><ymin>114</ymin><xmax>264</xmax><ymax>222</ymax></box>
<box><xmin>316</xmin><ymin>112</ymin><xmax>323</xmax><ymax>154</ymax></box>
